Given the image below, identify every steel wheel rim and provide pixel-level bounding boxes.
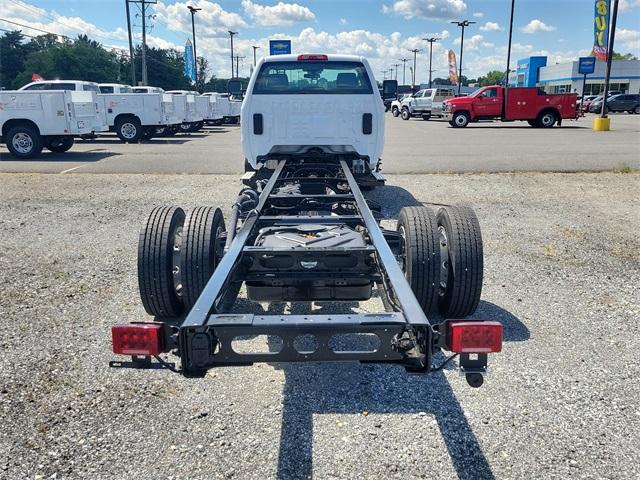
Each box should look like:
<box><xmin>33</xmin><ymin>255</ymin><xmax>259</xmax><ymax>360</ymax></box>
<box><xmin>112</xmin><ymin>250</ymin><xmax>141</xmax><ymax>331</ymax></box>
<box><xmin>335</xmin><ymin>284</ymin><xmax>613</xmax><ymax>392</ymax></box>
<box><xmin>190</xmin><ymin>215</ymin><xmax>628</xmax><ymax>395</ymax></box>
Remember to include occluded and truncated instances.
<box><xmin>121</xmin><ymin>123</ymin><xmax>137</xmax><ymax>139</ymax></box>
<box><xmin>455</xmin><ymin>114</ymin><xmax>467</xmax><ymax>126</ymax></box>
<box><xmin>438</xmin><ymin>225</ymin><xmax>450</xmax><ymax>297</ymax></box>
<box><xmin>397</xmin><ymin>225</ymin><xmax>407</xmax><ymax>273</ymax></box>
<box><xmin>12</xmin><ymin>132</ymin><xmax>33</xmax><ymax>154</ymax></box>
<box><xmin>541</xmin><ymin>114</ymin><xmax>553</xmax><ymax>126</ymax></box>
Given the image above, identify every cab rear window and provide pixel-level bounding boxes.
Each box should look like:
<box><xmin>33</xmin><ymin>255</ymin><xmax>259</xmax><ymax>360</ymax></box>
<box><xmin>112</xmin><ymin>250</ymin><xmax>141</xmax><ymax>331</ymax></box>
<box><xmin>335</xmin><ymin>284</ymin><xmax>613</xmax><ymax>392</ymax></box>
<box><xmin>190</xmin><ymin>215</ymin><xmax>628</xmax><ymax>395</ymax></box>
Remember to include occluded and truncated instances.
<box><xmin>253</xmin><ymin>61</ymin><xmax>373</xmax><ymax>95</ymax></box>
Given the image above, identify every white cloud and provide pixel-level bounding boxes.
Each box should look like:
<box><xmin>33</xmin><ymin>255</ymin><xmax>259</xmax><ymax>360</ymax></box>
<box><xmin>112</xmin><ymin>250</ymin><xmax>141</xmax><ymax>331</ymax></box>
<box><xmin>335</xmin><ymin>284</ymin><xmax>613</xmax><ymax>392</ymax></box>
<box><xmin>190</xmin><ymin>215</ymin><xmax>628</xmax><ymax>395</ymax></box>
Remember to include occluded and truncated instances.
<box><xmin>521</xmin><ymin>19</ymin><xmax>556</xmax><ymax>34</ymax></box>
<box><xmin>472</xmin><ymin>12</ymin><xmax>484</xmax><ymax>18</ymax></box>
<box><xmin>620</xmin><ymin>0</ymin><xmax>640</xmax><ymax>11</ymax></box>
<box><xmin>384</xmin><ymin>0</ymin><xmax>467</xmax><ymax>21</ymax></box>
<box><xmin>340</xmin><ymin>18</ymin><xmax>348</xmax><ymax>25</ymax></box>
<box><xmin>480</xmin><ymin>21</ymin><xmax>502</xmax><ymax>32</ymax></box>
<box><xmin>241</xmin><ymin>0</ymin><xmax>315</xmax><ymax>27</ymax></box>
<box><xmin>154</xmin><ymin>1</ymin><xmax>246</xmax><ymax>37</ymax></box>
<box><xmin>616</xmin><ymin>28</ymin><xmax>640</xmax><ymax>51</ymax></box>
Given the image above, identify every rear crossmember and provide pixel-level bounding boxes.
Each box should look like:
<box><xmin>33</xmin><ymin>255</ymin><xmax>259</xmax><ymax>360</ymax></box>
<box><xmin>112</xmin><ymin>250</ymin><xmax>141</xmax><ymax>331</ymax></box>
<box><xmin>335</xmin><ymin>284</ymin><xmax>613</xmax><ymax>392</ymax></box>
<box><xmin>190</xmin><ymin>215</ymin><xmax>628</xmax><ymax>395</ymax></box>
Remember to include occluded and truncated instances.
<box><xmin>112</xmin><ymin>160</ymin><xmax>501</xmax><ymax>387</ymax></box>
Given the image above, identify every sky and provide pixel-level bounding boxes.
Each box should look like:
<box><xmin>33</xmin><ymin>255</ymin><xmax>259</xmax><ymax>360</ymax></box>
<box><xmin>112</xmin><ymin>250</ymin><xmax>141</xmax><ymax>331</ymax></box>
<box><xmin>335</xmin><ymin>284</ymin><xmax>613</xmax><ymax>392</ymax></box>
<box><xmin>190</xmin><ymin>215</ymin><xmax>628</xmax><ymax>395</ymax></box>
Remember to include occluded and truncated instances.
<box><xmin>1</xmin><ymin>0</ymin><xmax>639</xmax><ymax>83</ymax></box>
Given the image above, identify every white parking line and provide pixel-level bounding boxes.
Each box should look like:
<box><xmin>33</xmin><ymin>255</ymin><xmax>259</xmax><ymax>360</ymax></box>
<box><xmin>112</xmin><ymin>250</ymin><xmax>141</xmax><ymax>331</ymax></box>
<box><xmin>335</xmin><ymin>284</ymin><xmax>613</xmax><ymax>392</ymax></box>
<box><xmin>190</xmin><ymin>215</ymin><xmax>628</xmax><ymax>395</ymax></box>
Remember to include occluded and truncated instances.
<box><xmin>59</xmin><ymin>164</ymin><xmax>88</xmax><ymax>174</ymax></box>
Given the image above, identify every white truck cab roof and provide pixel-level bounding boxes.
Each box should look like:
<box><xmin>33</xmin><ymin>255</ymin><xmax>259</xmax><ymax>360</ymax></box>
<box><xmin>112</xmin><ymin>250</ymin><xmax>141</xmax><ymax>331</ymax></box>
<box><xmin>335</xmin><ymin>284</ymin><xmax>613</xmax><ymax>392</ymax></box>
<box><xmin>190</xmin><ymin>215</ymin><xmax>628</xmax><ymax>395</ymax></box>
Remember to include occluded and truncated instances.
<box><xmin>131</xmin><ymin>86</ymin><xmax>165</xmax><ymax>94</ymax></box>
<box><xmin>98</xmin><ymin>83</ymin><xmax>133</xmax><ymax>94</ymax></box>
<box><xmin>166</xmin><ymin>90</ymin><xmax>199</xmax><ymax>95</ymax></box>
<box><xmin>241</xmin><ymin>53</ymin><xmax>384</xmax><ymax>171</ymax></box>
<box><xmin>19</xmin><ymin>80</ymin><xmax>101</xmax><ymax>92</ymax></box>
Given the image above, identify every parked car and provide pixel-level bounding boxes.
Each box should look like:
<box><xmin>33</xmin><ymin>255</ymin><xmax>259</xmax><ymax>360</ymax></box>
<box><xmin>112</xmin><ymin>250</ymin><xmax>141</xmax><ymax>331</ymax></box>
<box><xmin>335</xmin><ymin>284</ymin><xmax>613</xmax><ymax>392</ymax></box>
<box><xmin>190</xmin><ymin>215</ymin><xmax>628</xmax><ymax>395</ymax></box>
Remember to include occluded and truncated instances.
<box><xmin>589</xmin><ymin>93</ymin><xmax>640</xmax><ymax>114</ymax></box>
<box><xmin>390</xmin><ymin>94</ymin><xmax>412</xmax><ymax>117</ymax></box>
<box><xmin>443</xmin><ymin>86</ymin><xmax>579</xmax><ymax>128</ymax></box>
<box><xmin>400</xmin><ymin>87</ymin><xmax>456</xmax><ymax>120</ymax></box>
<box><xmin>579</xmin><ymin>95</ymin><xmax>598</xmax><ymax>111</ymax></box>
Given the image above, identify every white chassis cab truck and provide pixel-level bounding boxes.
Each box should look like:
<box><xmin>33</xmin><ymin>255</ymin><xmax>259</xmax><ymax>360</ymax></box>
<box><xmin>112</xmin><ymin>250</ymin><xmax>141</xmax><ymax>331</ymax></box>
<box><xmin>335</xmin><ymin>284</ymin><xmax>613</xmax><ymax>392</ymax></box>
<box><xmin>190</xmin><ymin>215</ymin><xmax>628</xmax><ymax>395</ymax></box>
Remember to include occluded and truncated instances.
<box><xmin>114</xmin><ymin>53</ymin><xmax>500</xmax><ymax>387</ymax></box>
<box><xmin>1</xmin><ymin>89</ymin><xmax>103</xmax><ymax>159</ymax></box>
<box><xmin>166</xmin><ymin>91</ymin><xmax>204</xmax><ymax>133</ymax></box>
<box><xmin>200</xmin><ymin>93</ymin><xmax>224</xmax><ymax>125</ymax></box>
<box><xmin>400</xmin><ymin>87</ymin><xmax>456</xmax><ymax>121</ymax></box>
<box><xmin>97</xmin><ymin>83</ymin><xmax>182</xmax><ymax>142</ymax></box>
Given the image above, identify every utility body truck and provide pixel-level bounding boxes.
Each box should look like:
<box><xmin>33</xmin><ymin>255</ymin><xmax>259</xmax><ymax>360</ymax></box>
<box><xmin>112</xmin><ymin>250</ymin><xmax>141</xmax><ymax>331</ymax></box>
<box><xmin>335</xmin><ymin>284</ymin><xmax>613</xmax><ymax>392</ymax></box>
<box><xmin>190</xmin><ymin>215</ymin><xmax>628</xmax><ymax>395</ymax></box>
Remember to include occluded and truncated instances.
<box><xmin>166</xmin><ymin>91</ymin><xmax>204</xmax><ymax>132</ymax></box>
<box><xmin>111</xmin><ymin>54</ymin><xmax>501</xmax><ymax>387</ymax></box>
<box><xmin>399</xmin><ymin>87</ymin><xmax>456</xmax><ymax>120</ymax></box>
<box><xmin>1</xmin><ymin>88</ymin><xmax>105</xmax><ymax>158</ymax></box>
<box><xmin>444</xmin><ymin>86</ymin><xmax>580</xmax><ymax>128</ymax></box>
<box><xmin>203</xmin><ymin>92</ymin><xmax>242</xmax><ymax>124</ymax></box>
<box><xmin>97</xmin><ymin>83</ymin><xmax>182</xmax><ymax>142</ymax></box>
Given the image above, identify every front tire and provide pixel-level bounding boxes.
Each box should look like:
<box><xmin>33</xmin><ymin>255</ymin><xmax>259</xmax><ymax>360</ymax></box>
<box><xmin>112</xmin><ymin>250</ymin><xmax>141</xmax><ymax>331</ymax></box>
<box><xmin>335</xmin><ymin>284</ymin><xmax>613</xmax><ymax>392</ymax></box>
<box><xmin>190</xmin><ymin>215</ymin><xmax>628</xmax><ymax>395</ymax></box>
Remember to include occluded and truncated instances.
<box><xmin>634</xmin><ymin>105</ymin><xmax>640</xmax><ymax>114</ymax></box>
<box><xmin>138</xmin><ymin>206</ymin><xmax>186</xmax><ymax>318</ymax></box>
<box><xmin>45</xmin><ymin>136</ymin><xmax>74</xmax><ymax>153</ymax></box>
<box><xmin>397</xmin><ymin>207</ymin><xmax>441</xmax><ymax>315</ymax></box>
<box><xmin>6</xmin><ymin>125</ymin><xmax>43</xmax><ymax>159</ymax></box>
<box><xmin>451</xmin><ymin>111</ymin><xmax>470</xmax><ymax>128</ymax></box>
<box><xmin>436</xmin><ymin>205</ymin><xmax>483</xmax><ymax>318</ymax></box>
<box><xmin>401</xmin><ymin>108</ymin><xmax>411</xmax><ymax>121</ymax></box>
<box><xmin>115</xmin><ymin>117</ymin><xmax>142</xmax><ymax>143</ymax></box>
<box><xmin>392</xmin><ymin>107</ymin><xmax>400</xmax><ymax>117</ymax></box>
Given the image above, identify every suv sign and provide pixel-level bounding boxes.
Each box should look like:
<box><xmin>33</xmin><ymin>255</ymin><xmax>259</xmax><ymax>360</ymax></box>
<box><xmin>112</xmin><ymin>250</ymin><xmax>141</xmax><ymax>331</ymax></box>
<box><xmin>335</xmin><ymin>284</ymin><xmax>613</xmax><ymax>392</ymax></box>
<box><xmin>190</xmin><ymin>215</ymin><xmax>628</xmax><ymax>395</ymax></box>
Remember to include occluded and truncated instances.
<box><xmin>269</xmin><ymin>40</ymin><xmax>291</xmax><ymax>56</ymax></box>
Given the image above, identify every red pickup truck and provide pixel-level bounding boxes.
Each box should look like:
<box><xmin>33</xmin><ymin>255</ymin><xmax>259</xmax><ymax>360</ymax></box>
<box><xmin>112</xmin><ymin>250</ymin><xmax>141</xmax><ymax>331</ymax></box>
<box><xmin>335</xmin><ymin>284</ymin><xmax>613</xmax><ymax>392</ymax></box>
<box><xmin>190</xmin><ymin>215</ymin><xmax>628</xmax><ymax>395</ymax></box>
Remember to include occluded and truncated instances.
<box><xmin>443</xmin><ymin>86</ymin><xmax>579</xmax><ymax>128</ymax></box>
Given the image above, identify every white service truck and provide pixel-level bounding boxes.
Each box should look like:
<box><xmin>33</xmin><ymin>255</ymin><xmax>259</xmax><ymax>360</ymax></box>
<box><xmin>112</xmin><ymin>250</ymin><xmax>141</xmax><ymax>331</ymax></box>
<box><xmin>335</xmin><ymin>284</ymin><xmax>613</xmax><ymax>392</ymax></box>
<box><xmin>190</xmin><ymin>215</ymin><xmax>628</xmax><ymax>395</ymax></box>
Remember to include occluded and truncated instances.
<box><xmin>200</xmin><ymin>94</ymin><xmax>224</xmax><ymax>125</ymax></box>
<box><xmin>1</xmin><ymin>89</ymin><xmax>103</xmax><ymax>158</ymax></box>
<box><xmin>166</xmin><ymin>91</ymin><xmax>204</xmax><ymax>132</ymax></box>
<box><xmin>399</xmin><ymin>87</ymin><xmax>456</xmax><ymax>120</ymax></box>
<box><xmin>97</xmin><ymin>83</ymin><xmax>182</xmax><ymax>142</ymax></box>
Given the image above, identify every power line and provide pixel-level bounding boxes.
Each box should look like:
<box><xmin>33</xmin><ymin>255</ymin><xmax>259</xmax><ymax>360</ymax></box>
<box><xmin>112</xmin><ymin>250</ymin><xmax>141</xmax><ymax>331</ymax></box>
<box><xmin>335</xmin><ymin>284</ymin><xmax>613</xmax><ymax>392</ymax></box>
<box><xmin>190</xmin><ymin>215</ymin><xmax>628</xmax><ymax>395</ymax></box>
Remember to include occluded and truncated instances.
<box><xmin>0</xmin><ymin>18</ymin><xmax>68</xmax><ymax>38</ymax></box>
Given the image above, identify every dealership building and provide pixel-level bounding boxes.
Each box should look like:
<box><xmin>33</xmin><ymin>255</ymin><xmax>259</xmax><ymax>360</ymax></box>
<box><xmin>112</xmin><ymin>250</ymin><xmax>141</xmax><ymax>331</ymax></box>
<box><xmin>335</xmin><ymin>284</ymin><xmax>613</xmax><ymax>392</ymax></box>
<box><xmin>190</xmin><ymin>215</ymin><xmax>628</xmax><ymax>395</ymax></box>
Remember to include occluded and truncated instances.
<box><xmin>511</xmin><ymin>56</ymin><xmax>640</xmax><ymax>95</ymax></box>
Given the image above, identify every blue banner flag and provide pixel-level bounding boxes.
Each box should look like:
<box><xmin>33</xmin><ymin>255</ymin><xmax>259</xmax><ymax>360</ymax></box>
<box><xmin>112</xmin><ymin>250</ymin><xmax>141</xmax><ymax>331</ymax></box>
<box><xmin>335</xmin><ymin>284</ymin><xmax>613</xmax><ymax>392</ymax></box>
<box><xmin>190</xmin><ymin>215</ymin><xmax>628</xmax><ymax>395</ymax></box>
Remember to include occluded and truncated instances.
<box><xmin>592</xmin><ymin>0</ymin><xmax>610</xmax><ymax>62</ymax></box>
<box><xmin>184</xmin><ymin>39</ymin><xmax>196</xmax><ymax>82</ymax></box>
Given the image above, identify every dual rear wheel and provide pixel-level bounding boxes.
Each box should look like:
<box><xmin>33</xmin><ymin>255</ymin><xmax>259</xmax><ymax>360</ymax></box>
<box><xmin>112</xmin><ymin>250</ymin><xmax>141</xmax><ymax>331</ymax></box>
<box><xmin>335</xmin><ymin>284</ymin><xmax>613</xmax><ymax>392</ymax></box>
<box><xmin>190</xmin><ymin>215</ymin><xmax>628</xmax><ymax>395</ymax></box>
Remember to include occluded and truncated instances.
<box><xmin>138</xmin><ymin>206</ymin><xmax>231</xmax><ymax>318</ymax></box>
<box><xmin>397</xmin><ymin>204</ymin><xmax>483</xmax><ymax>318</ymax></box>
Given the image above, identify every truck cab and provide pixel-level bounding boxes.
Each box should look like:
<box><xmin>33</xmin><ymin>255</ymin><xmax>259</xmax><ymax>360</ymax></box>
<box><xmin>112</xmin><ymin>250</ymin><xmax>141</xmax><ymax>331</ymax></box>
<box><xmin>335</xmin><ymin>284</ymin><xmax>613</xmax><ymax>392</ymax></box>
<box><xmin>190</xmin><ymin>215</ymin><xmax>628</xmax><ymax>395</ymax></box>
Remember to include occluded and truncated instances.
<box><xmin>98</xmin><ymin>83</ymin><xmax>134</xmax><ymax>94</ymax></box>
<box><xmin>444</xmin><ymin>86</ymin><xmax>579</xmax><ymax>128</ymax></box>
<box><xmin>241</xmin><ymin>53</ymin><xmax>389</xmax><ymax>186</ymax></box>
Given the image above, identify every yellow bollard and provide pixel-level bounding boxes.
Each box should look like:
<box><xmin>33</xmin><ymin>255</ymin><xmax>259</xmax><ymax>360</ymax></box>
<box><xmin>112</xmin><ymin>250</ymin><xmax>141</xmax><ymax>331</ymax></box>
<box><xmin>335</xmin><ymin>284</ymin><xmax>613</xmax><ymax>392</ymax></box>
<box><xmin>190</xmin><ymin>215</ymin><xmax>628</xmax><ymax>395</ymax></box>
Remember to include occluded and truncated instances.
<box><xmin>593</xmin><ymin>116</ymin><xmax>611</xmax><ymax>131</ymax></box>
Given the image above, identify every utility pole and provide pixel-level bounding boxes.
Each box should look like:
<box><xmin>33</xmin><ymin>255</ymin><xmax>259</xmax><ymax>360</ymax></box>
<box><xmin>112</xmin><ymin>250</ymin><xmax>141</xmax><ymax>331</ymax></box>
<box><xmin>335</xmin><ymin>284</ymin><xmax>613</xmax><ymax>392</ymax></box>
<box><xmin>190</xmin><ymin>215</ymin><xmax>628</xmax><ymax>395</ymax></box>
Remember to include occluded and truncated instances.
<box><xmin>128</xmin><ymin>0</ymin><xmax>156</xmax><ymax>85</ymax></box>
<box><xmin>600</xmin><ymin>0</ymin><xmax>620</xmax><ymax>121</ymax></box>
<box><xmin>505</xmin><ymin>0</ymin><xmax>516</xmax><ymax>86</ymax></box>
<box><xmin>422</xmin><ymin>37</ymin><xmax>440</xmax><ymax>88</ymax></box>
<box><xmin>228</xmin><ymin>30</ymin><xmax>238</xmax><ymax>77</ymax></box>
<box><xmin>409</xmin><ymin>48</ymin><xmax>421</xmax><ymax>88</ymax></box>
<box><xmin>252</xmin><ymin>46</ymin><xmax>260</xmax><ymax>67</ymax></box>
<box><xmin>125</xmin><ymin>0</ymin><xmax>136</xmax><ymax>85</ymax></box>
<box><xmin>234</xmin><ymin>55</ymin><xmax>246</xmax><ymax>78</ymax></box>
<box><xmin>399</xmin><ymin>58</ymin><xmax>408</xmax><ymax>85</ymax></box>
<box><xmin>392</xmin><ymin>63</ymin><xmax>400</xmax><ymax>81</ymax></box>
<box><xmin>187</xmin><ymin>5</ymin><xmax>201</xmax><ymax>85</ymax></box>
<box><xmin>451</xmin><ymin>20</ymin><xmax>476</xmax><ymax>95</ymax></box>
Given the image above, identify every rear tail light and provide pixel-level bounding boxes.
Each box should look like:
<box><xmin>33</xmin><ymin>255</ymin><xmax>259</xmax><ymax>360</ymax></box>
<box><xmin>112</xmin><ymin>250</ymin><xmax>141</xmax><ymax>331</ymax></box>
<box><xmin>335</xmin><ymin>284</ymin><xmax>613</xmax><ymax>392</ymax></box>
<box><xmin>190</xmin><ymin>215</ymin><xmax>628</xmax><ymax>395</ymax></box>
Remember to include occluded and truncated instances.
<box><xmin>112</xmin><ymin>323</ymin><xmax>165</xmax><ymax>356</ymax></box>
<box><xmin>297</xmin><ymin>54</ymin><xmax>328</xmax><ymax>61</ymax></box>
<box><xmin>448</xmin><ymin>321</ymin><xmax>502</xmax><ymax>353</ymax></box>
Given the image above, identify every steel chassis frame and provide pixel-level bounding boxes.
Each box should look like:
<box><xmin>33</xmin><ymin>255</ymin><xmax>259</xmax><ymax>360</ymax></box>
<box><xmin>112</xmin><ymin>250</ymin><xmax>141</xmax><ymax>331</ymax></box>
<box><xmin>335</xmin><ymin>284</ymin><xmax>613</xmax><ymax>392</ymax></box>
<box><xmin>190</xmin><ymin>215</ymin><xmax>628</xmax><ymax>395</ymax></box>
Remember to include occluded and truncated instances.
<box><xmin>173</xmin><ymin>160</ymin><xmax>468</xmax><ymax>376</ymax></box>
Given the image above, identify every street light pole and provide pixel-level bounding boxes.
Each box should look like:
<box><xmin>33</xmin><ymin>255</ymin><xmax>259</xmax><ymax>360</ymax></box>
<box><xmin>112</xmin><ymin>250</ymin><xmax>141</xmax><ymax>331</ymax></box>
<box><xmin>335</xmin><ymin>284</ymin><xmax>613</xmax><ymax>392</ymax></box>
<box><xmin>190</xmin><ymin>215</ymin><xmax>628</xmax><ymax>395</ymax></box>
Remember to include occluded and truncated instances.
<box><xmin>505</xmin><ymin>0</ymin><xmax>516</xmax><ymax>86</ymax></box>
<box><xmin>228</xmin><ymin>30</ymin><xmax>238</xmax><ymax>77</ymax></box>
<box><xmin>187</xmin><ymin>5</ymin><xmax>201</xmax><ymax>85</ymax></box>
<box><xmin>451</xmin><ymin>20</ymin><xmax>475</xmax><ymax>95</ymax></box>
<box><xmin>409</xmin><ymin>49</ymin><xmax>421</xmax><ymax>88</ymax></box>
<box><xmin>600</xmin><ymin>0</ymin><xmax>620</xmax><ymax>119</ymax></box>
<box><xmin>125</xmin><ymin>0</ymin><xmax>136</xmax><ymax>85</ymax></box>
<box><xmin>423</xmin><ymin>37</ymin><xmax>440</xmax><ymax>88</ymax></box>
<box><xmin>392</xmin><ymin>63</ymin><xmax>400</xmax><ymax>81</ymax></box>
<box><xmin>252</xmin><ymin>45</ymin><xmax>260</xmax><ymax>67</ymax></box>
<box><xmin>399</xmin><ymin>58</ymin><xmax>408</xmax><ymax>85</ymax></box>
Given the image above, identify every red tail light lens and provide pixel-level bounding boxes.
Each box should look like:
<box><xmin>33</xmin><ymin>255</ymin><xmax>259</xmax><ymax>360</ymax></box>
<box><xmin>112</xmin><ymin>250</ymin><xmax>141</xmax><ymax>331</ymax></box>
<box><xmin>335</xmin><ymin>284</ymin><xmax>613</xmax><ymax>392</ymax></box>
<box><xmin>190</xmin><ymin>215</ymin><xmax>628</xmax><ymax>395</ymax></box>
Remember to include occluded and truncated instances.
<box><xmin>112</xmin><ymin>323</ymin><xmax>165</xmax><ymax>356</ymax></box>
<box><xmin>297</xmin><ymin>54</ymin><xmax>328</xmax><ymax>61</ymax></box>
<box><xmin>448</xmin><ymin>321</ymin><xmax>502</xmax><ymax>353</ymax></box>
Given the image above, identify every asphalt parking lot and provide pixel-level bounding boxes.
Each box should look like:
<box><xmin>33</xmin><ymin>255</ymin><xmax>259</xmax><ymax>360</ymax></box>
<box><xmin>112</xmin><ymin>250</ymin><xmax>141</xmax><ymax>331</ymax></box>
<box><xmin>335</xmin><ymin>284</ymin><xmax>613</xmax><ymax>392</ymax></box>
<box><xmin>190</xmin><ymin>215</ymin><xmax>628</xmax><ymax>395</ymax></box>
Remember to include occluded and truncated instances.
<box><xmin>0</xmin><ymin>113</ymin><xmax>639</xmax><ymax>479</ymax></box>
<box><xmin>1</xmin><ymin>112</ymin><xmax>639</xmax><ymax>173</ymax></box>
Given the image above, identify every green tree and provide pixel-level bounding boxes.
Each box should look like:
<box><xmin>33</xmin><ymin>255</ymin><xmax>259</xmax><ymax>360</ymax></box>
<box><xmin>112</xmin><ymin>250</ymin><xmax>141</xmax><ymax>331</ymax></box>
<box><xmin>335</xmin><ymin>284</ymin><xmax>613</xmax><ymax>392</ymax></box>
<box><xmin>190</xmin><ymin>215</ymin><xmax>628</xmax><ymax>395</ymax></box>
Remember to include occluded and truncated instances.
<box><xmin>611</xmin><ymin>52</ymin><xmax>638</xmax><ymax>61</ymax></box>
<box><xmin>0</xmin><ymin>31</ymin><xmax>45</xmax><ymax>89</ymax></box>
<box><xmin>477</xmin><ymin>70</ymin><xmax>505</xmax><ymax>86</ymax></box>
<box><xmin>195</xmin><ymin>57</ymin><xmax>209</xmax><ymax>92</ymax></box>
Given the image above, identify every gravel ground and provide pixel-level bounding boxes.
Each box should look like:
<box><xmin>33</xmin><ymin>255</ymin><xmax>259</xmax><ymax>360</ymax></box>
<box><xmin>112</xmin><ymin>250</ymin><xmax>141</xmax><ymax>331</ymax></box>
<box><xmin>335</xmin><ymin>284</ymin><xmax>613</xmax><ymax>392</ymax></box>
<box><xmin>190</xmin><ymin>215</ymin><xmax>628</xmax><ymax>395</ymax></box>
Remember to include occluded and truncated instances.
<box><xmin>0</xmin><ymin>172</ymin><xmax>638</xmax><ymax>480</ymax></box>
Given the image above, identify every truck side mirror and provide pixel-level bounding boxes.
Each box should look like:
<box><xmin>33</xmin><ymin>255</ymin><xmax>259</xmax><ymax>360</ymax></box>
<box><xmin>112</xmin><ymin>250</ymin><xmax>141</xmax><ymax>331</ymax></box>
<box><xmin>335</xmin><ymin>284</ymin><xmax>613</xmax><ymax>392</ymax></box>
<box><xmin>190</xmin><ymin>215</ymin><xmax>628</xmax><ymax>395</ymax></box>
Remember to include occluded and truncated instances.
<box><xmin>227</xmin><ymin>79</ymin><xmax>243</xmax><ymax>96</ymax></box>
<box><xmin>382</xmin><ymin>80</ymin><xmax>398</xmax><ymax>100</ymax></box>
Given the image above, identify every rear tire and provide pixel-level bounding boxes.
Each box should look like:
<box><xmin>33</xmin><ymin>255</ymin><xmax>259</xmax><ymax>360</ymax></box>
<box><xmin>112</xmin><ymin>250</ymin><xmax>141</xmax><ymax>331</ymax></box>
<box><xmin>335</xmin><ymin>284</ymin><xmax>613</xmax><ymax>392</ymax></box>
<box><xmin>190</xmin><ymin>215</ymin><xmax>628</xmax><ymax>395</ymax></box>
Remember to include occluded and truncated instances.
<box><xmin>115</xmin><ymin>116</ymin><xmax>142</xmax><ymax>143</ymax></box>
<box><xmin>138</xmin><ymin>206</ymin><xmax>186</xmax><ymax>318</ymax></box>
<box><xmin>45</xmin><ymin>136</ymin><xmax>74</xmax><ymax>153</ymax></box>
<box><xmin>392</xmin><ymin>107</ymin><xmax>400</xmax><ymax>117</ymax></box>
<box><xmin>436</xmin><ymin>205</ymin><xmax>483</xmax><ymax>318</ymax></box>
<box><xmin>537</xmin><ymin>110</ymin><xmax>557</xmax><ymax>128</ymax></box>
<box><xmin>6</xmin><ymin>125</ymin><xmax>43</xmax><ymax>159</ymax></box>
<box><xmin>397</xmin><ymin>207</ymin><xmax>441</xmax><ymax>315</ymax></box>
<box><xmin>634</xmin><ymin>105</ymin><xmax>640</xmax><ymax>114</ymax></box>
<box><xmin>527</xmin><ymin>119</ymin><xmax>539</xmax><ymax>128</ymax></box>
<box><xmin>421</xmin><ymin>114</ymin><xmax>431</xmax><ymax>121</ymax></box>
<box><xmin>180</xmin><ymin>207</ymin><xmax>226</xmax><ymax>310</ymax></box>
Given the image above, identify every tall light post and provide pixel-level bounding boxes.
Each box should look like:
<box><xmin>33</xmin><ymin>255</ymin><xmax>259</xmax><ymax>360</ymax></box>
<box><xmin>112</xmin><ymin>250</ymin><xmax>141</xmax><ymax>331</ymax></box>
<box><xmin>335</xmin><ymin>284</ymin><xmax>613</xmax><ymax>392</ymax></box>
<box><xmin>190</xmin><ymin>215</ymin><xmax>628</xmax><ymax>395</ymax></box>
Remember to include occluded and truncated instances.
<box><xmin>451</xmin><ymin>20</ymin><xmax>476</xmax><ymax>95</ymax></box>
<box><xmin>228</xmin><ymin>30</ymin><xmax>238</xmax><ymax>77</ymax></box>
<box><xmin>252</xmin><ymin>45</ymin><xmax>260</xmax><ymax>67</ymax></box>
<box><xmin>392</xmin><ymin>63</ymin><xmax>400</xmax><ymax>81</ymax></box>
<box><xmin>505</xmin><ymin>0</ymin><xmax>515</xmax><ymax>86</ymax></box>
<box><xmin>409</xmin><ymin>48</ymin><xmax>421</xmax><ymax>88</ymax></box>
<box><xmin>600</xmin><ymin>0</ymin><xmax>620</xmax><ymax>122</ymax></box>
<box><xmin>422</xmin><ymin>37</ymin><xmax>440</xmax><ymax>88</ymax></box>
<box><xmin>399</xmin><ymin>58</ymin><xmax>408</xmax><ymax>85</ymax></box>
<box><xmin>187</xmin><ymin>5</ymin><xmax>201</xmax><ymax>85</ymax></box>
